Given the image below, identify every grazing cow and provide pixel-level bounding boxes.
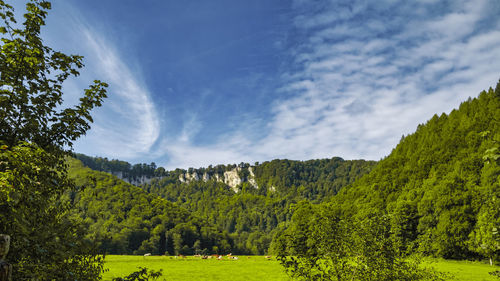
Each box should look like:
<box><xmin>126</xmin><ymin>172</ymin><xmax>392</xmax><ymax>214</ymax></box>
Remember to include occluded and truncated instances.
<box><xmin>143</xmin><ymin>253</ymin><xmax>151</xmax><ymax>258</ymax></box>
<box><xmin>201</xmin><ymin>256</ymin><xmax>208</xmax><ymax>259</ymax></box>
<box><xmin>265</xmin><ymin>255</ymin><xmax>271</xmax><ymax>259</ymax></box>
<box><xmin>217</xmin><ymin>255</ymin><xmax>223</xmax><ymax>260</ymax></box>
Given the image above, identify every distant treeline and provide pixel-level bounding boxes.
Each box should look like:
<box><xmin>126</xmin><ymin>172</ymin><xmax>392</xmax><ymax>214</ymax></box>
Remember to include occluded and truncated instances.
<box><xmin>69</xmin><ymin>155</ymin><xmax>376</xmax><ymax>255</ymax></box>
<box><xmin>74</xmin><ymin>153</ymin><xmax>166</xmax><ymax>180</ymax></box>
<box><xmin>68</xmin><ymin>159</ymin><xmax>234</xmax><ymax>256</ymax></box>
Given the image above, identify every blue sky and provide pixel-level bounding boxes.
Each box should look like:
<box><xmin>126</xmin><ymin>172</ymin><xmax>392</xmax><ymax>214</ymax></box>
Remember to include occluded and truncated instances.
<box><xmin>17</xmin><ymin>0</ymin><xmax>500</xmax><ymax>169</ymax></box>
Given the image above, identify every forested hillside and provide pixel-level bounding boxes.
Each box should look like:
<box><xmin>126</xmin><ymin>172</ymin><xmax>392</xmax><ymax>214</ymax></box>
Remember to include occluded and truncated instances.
<box><xmin>330</xmin><ymin>82</ymin><xmax>500</xmax><ymax>260</ymax></box>
<box><xmin>67</xmin><ymin>158</ymin><xmax>234</xmax><ymax>256</ymax></box>
<box><xmin>269</xmin><ymin>82</ymin><xmax>500</xmax><ymax>280</ymax></box>
<box><xmin>73</xmin><ymin>156</ymin><xmax>376</xmax><ymax>254</ymax></box>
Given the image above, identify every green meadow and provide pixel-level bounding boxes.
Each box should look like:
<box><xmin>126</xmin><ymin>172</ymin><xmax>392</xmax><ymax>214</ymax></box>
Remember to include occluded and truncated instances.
<box><xmin>103</xmin><ymin>255</ymin><xmax>500</xmax><ymax>281</ymax></box>
<box><xmin>103</xmin><ymin>255</ymin><xmax>290</xmax><ymax>281</ymax></box>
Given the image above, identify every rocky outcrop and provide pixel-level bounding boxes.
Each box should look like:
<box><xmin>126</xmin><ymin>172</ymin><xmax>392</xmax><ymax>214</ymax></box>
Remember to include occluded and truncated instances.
<box><xmin>110</xmin><ymin>171</ymin><xmax>152</xmax><ymax>186</ymax></box>
<box><xmin>224</xmin><ymin>168</ymin><xmax>242</xmax><ymax>192</ymax></box>
<box><xmin>178</xmin><ymin>166</ymin><xmax>258</xmax><ymax>193</ymax></box>
<box><xmin>202</xmin><ymin>172</ymin><xmax>210</xmax><ymax>182</ymax></box>
<box><xmin>248</xmin><ymin>167</ymin><xmax>258</xmax><ymax>189</ymax></box>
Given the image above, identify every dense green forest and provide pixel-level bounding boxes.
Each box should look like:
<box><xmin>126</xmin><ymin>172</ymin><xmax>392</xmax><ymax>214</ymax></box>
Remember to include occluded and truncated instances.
<box><xmin>67</xmin><ymin>158</ymin><xmax>234</xmax><ymax>256</ymax></box>
<box><xmin>72</xmin><ymin>156</ymin><xmax>375</xmax><ymax>255</ymax></box>
<box><xmin>71</xmin><ymin>81</ymin><xmax>499</xmax><ymax>265</ymax></box>
<box><xmin>3</xmin><ymin>0</ymin><xmax>498</xmax><ymax>280</ymax></box>
<box><xmin>331</xmin><ymin>83</ymin><xmax>500</xmax><ymax>260</ymax></box>
<box><xmin>269</xmin><ymin>82</ymin><xmax>500</xmax><ymax>280</ymax></box>
<box><xmin>74</xmin><ymin>153</ymin><xmax>165</xmax><ymax>182</ymax></box>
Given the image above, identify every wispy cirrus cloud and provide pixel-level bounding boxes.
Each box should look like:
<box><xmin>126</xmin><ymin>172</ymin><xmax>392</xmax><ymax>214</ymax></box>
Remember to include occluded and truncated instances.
<box><xmin>45</xmin><ymin>4</ymin><xmax>161</xmax><ymax>160</ymax></box>
<box><xmin>44</xmin><ymin>0</ymin><xmax>500</xmax><ymax>169</ymax></box>
<box><xmin>78</xmin><ymin>28</ymin><xmax>160</xmax><ymax>158</ymax></box>
<box><xmin>154</xmin><ymin>0</ymin><xmax>500</xmax><ymax>169</ymax></box>
<box><xmin>250</xmin><ymin>0</ymin><xmax>500</xmax><ymax>161</ymax></box>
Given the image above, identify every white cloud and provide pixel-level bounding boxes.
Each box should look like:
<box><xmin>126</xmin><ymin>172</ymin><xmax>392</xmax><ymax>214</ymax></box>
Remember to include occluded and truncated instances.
<box><xmin>52</xmin><ymin>0</ymin><xmax>499</xmax><ymax>169</ymax></box>
<box><xmin>47</xmin><ymin>7</ymin><xmax>161</xmax><ymax>160</ymax></box>
<box><xmin>254</xmin><ymin>0</ymin><xmax>500</xmax><ymax>162</ymax></box>
<box><xmin>80</xmin><ymin>29</ymin><xmax>160</xmax><ymax>154</ymax></box>
<box><xmin>170</xmin><ymin>0</ymin><xmax>499</xmax><ymax>168</ymax></box>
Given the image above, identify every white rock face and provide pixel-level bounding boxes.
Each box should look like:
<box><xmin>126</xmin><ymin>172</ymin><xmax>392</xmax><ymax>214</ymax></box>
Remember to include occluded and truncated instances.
<box><xmin>248</xmin><ymin>167</ymin><xmax>259</xmax><ymax>189</ymax></box>
<box><xmin>111</xmin><ymin>171</ymin><xmax>152</xmax><ymax>186</ymax></box>
<box><xmin>113</xmin><ymin>171</ymin><xmax>124</xmax><ymax>179</ymax></box>
<box><xmin>224</xmin><ymin>168</ymin><xmax>242</xmax><ymax>192</ymax></box>
<box><xmin>178</xmin><ymin>165</ymin><xmax>259</xmax><ymax>193</ymax></box>
<box><xmin>214</xmin><ymin>174</ymin><xmax>223</xmax><ymax>182</ymax></box>
<box><xmin>203</xmin><ymin>172</ymin><xmax>210</xmax><ymax>182</ymax></box>
<box><xmin>129</xmin><ymin>175</ymin><xmax>152</xmax><ymax>186</ymax></box>
<box><xmin>185</xmin><ymin>172</ymin><xmax>200</xmax><ymax>181</ymax></box>
<box><xmin>179</xmin><ymin>174</ymin><xmax>186</xmax><ymax>183</ymax></box>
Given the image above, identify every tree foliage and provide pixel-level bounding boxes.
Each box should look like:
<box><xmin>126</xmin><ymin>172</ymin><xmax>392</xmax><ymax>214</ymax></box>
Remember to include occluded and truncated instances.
<box><xmin>302</xmin><ymin>81</ymin><xmax>500</xmax><ymax>264</ymax></box>
<box><xmin>274</xmin><ymin>202</ymin><xmax>446</xmax><ymax>281</ymax></box>
<box><xmin>72</xmin><ymin>155</ymin><xmax>374</xmax><ymax>255</ymax></box>
<box><xmin>112</xmin><ymin>267</ymin><xmax>163</xmax><ymax>281</ymax></box>
<box><xmin>67</xmin><ymin>159</ymin><xmax>234</xmax><ymax>256</ymax></box>
<box><xmin>142</xmin><ymin>158</ymin><xmax>375</xmax><ymax>254</ymax></box>
<box><xmin>0</xmin><ymin>0</ymin><xmax>107</xmax><ymax>279</ymax></box>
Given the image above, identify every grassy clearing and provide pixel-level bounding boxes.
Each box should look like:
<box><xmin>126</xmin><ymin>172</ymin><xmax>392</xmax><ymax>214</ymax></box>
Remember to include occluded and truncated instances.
<box><xmin>103</xmin><ymin>255</ymin><xmax>500</xmax><ymax>281</ymax></box>
<box><xmin>424</xmin><ymin>258</ymin><xmax>500</xmax><ymax>281</ymax></box>
<box><xmin>102</xmin><ymin>255</ymin><xmax>290</xmax><ymax>281</ymax></box>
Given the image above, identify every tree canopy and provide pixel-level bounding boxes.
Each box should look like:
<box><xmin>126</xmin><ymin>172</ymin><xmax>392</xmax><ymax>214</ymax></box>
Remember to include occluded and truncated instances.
<box><xmin>0</xmin><ymin>0</ymin><xmax>107</xmax><ymax>279</ymax></box>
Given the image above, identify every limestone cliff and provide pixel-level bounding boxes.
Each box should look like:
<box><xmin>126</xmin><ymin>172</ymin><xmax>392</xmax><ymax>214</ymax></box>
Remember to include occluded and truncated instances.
<box><xmin>110</xmin><ymin>171</ymin><xmax>153</xmax><ymax>186</ymax></box>
<box><xmin>178</xmin><ymin>166</ymin><xmax>258</xmax><ymax>192</ymax></box>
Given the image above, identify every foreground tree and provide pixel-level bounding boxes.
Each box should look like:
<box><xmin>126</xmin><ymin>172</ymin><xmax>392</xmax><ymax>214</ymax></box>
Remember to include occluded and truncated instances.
<box><xmin>274</xmin><ymin>202</ymin><xmax>446</xmax><ymax>281</ymax></box>
<box><xmin>469</xmin><ymin>130</ymin><xmax>500</xmax><ymax>266</ymax></box>
<box><xmin>0</xmin><ymin>0</ymin><xmax>107</xmax><ymax>279</ymax></box>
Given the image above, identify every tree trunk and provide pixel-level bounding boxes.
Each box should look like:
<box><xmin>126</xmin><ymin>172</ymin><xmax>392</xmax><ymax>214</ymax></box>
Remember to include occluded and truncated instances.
<box><xmin>0</xmin><ymin>234</ymin><xmax>11</xmax><ymax>281</ymax></box>
<box><xmin>490</xmin><ymin>257</ymin><xmax>493</xmax><ymax>266</ymax></box>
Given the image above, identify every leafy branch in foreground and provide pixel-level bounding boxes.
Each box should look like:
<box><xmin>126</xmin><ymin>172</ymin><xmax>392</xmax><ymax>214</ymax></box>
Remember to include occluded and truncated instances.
<box><xmin>274</xmin><ymin>202</ymin><xmax>447</xmax><ymax>281</ymax></box>
<box><xmin>112</xmin><ymin>267</ymin><xmax>164</xmax><ymax>281</ymax></box>
<box><xmin>0</xmin><ymin>0</ymin><xmax>107</xmax><ymax>279</ymax></box>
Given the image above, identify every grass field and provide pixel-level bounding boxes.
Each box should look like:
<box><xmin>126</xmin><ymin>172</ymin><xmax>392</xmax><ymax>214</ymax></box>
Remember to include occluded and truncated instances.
<box><xmin>103</xmin><ymin>255</ymin><xmax>290</xmax><ymax>281</ymax></box>
<box><xmin>103</xmin><ymin>255</ymin><xmax>500</xmax><ymax>281</ymax></box>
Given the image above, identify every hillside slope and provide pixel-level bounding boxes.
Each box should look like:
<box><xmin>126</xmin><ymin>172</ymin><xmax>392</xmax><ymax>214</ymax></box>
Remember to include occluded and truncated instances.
<box><xmin>67</xmin><ymin>158</ymin><xmax>233</xmax><ymax>256</ymax></box>
<box><xmin>333</xmin><ymin>81</ymin><xmax>500</xmax><ymax>259</ymax></box>
<box><xmin>142</xmin><ymin>158</ymin><xmax>375</xmax><ymax>254</ymax></box>
<box><xmin>73</xmin><ymin>155</ymin><xmax>376</xmax><ymax>254</ymax></box>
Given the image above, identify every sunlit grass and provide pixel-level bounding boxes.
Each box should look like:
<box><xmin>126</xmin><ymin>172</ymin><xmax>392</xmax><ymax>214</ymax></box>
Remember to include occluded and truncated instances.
<box><xmin>103</xmin><ymin>255</ymin><xmax>500</xmax><ymax>281</ymax></box>
<box><xmin>103</xmin><ymin>255</ymin><xmax>290</xmax><ymax>281</ymax></box>
<box><xmin>424</xmin><ymin>258</ymin><xmax>500</xmax><ymax>281</ymax></box>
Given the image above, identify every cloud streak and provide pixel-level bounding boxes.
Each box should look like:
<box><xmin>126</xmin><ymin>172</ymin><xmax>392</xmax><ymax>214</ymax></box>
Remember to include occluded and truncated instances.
<box><xmin>159</xmin><ymin>0</ymin><xmax>500</xmax><ymax>168</ymax></box>
<box><xmin>51</xmin><ymin>0</ymin><xmax>500</xmax><ymax>169</ymax></box>
<box><xmin>251</xmin><ymin>0</ymin><xmax>500</xmax><ymax>161</ymax></box>
<box><xmin>48</xmin><ymin>7</ymin><xmax>162</xmax><ymax>160</ymax></box>
<box><xmin>79</xmin><ymin>28</ymin><xmax>160</xmax><ymax>157</ymax></box>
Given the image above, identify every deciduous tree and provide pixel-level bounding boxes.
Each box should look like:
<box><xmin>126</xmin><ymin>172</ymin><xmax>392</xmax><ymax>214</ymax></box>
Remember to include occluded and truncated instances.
<box><xmin>0</xmin><ymin>0</ymin><xmax>107</xmax><ymax>279</ymax></box>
